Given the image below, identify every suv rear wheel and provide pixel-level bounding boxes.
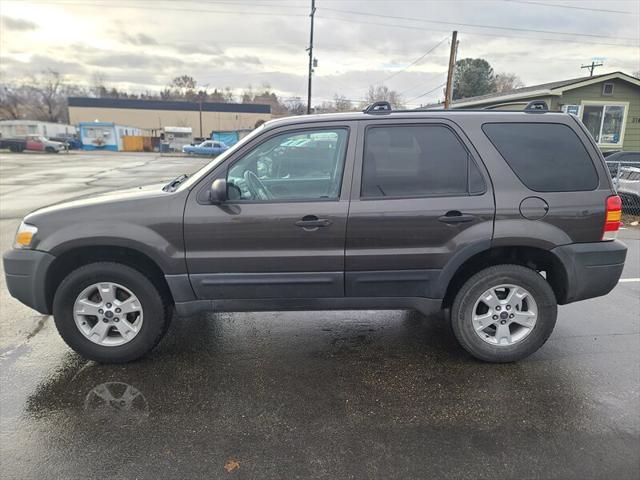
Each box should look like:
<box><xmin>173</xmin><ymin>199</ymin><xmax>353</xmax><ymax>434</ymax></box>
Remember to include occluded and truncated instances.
<box><xmin>451</xmin><ymin>264</ymin><xmax>557</xmax><ymax>362</ymax></box>
<box><xmin>52</xmin><ymin>262</ymin><xmax>171</xmax><ymax>363</ymax></box>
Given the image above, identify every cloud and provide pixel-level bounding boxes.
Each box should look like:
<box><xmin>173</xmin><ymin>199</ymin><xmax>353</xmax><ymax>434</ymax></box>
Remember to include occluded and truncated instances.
<box><xmin>87</xmin><ymin>52</ymin><xmax>185</xmax><ymax>69</ymax></box>
<box><xmin>120</xmin><ymin>32</ymin><xmax>159</xmax><ymax>46</ymax></box>
<box><xmin>172</xmin><ymin>43</ymin><xmax>224</xmax><ymax>56</ymax></box>
<box><xmin>1</xmin><ymin>15</ymin><xmax>38</xmax><ymax>31</ymax></box>
<box><xmin>0</xmin><ymin>0</ymin><xmax>637</xmax><ymax>105</ymax></box>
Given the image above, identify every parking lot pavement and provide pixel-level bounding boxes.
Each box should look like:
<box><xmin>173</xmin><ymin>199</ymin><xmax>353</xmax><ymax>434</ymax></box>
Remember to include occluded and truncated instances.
<box><xmin>1</xmin><ymin>152</ymin><xmax>639</xmax><ymax>479</ymax></box>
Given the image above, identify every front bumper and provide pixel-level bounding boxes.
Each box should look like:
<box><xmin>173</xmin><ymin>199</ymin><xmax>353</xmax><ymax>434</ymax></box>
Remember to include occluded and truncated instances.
<box><xmin>3</xmin><ymin>249</ymin><xmax>55</xmax><ymax>314</ymax></box>
<box><xmin>552</xmin><ymin>240</ymin><xmax>627</xmax><ymax>304</ymax></box>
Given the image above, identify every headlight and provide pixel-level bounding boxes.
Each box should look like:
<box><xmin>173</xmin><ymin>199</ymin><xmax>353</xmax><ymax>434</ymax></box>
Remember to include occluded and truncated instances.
<box><xmin>14</xmin><ymin>222</ymin><xmax>38</xmax><ymax>249</ymax></box>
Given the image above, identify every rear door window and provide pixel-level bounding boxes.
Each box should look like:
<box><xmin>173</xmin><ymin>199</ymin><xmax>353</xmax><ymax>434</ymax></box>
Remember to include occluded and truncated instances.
<box><xmin>361</xmin><ymin>125</ymin><xmax>484</xmax><ymax>198</ymax></box>
<box><xmin>482</xmin><ymin>123</ymin><xmax>598</xmax><ymax>192</ymax></box>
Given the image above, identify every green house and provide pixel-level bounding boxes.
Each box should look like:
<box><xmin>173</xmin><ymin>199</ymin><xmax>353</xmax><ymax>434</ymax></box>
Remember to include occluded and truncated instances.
<box><xmin>447</xmin><ymin>72</ymin><xmax>640</xmax><ymax>153</ymax></box>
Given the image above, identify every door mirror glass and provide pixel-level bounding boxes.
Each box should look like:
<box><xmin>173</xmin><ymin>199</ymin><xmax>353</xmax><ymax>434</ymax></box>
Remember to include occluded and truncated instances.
<box><xmin>210</xmin><ymin>178</ymin><xmax>228</xmax><ymax>203</ymax></box>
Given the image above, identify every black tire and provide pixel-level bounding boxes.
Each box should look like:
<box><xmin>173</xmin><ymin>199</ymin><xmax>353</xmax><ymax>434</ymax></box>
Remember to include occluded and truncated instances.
<box><xmin>450</xmin><ymin>264</ymin><xmax>557</xmax><ymax>363</ymax></box>
<box><xmin>52</xmin><ymin>262</ymin><xmax>171</xmax><ymax>363</ymax></box>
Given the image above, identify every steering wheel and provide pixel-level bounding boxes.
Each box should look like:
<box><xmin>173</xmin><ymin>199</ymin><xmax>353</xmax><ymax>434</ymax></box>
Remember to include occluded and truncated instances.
<box><xmin>243</xmin><ymin>170</ymin><xmax>273</xmax><ymax>200</ymax></box>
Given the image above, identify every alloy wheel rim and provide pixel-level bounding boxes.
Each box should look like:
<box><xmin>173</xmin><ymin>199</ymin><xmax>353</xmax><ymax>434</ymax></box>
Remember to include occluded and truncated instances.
<box><xmin>472</xmin><ymin>283</ymin><xmax>538</xmax><ymax>346</ymax></box>
<box><xmin>73</xmin><ymin>282</ymin><xmax>144</xmax><ymax>346</ymax></box>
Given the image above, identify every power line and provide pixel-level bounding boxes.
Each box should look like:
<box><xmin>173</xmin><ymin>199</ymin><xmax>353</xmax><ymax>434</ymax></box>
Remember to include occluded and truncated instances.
<box><xmin>18</xmin><ymin>0</ymin><xmax>638</xmax><ymax>46</ymax></box>
<box><xmin>398</xmin><ymin>71</ymin><xmax>448</xmax><ymax>96</ymax></box>
<box><xmin>319</xmin><ymin>15</ymin><xmax>637</xmax><ymax>48</ymax></box>
<box><xmin>15</xmin><ymin>0</ymin><xmax>308</xmax><ymax>16</ymax></box>
<box><xmin>380</xmin><ymin>36</ymin><xmax>449</xmax><ymax>83</ymax></box>
<box><xmin>322</xmin><ymin>7</ymin><xmax>638</xmax><ymax>41</ymax></box>
<box><xmin>502</xmin><ymin>0</ymin><xmax>635</xmax><ymax>14</ymax></box>
<box><xmin>405</xmin><ymin>81</ymin><xmax>447</xmax><ymax>104</ymax></box>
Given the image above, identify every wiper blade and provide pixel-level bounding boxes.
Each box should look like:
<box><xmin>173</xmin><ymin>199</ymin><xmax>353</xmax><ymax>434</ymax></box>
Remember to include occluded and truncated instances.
<box><xmin>163</xmin><ymin>174</ymin><xmax>188</xmax><ymax>191</ymax></box>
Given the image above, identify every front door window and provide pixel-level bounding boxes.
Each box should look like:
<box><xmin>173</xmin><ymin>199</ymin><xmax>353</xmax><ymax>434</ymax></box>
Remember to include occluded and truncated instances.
<box><xmin>227</xmin><ymin>128</ymin><xmax>349</xmax><ymax>201</ymax></box>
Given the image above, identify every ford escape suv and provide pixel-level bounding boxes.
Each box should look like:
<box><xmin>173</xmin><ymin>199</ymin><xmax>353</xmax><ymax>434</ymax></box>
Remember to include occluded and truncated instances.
<box><xmin>3</xmin><ymin>102</ymin><xmax>627</xmax><ymax>363</ymax></box>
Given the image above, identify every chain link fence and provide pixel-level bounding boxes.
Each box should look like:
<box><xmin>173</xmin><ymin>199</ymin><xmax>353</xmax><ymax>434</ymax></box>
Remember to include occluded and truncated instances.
<box><xmin>607</xmin><ymin>160</ymin><xmax>640</xmax><ymax>217</ymax></box>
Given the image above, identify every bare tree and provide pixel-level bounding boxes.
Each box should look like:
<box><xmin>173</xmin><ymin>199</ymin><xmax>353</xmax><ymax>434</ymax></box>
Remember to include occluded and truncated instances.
<box><xmin>223</xmin><ymin>87</ymin><xmax>235</xmax><ymax>103</ymax></box>
<box><xmin>241</xmin><ymin>85</ymin><xmax>255</xmax><ymax>104</ymax></box>
<box><xmin>166</xmin><ymin>75</ymin><xmax>198</xmax><ymax>100</ymax></box>
<box><xmin>283</xmin><ymin>97</ymin><xmax>306</xmax><ymax>115</ymax></box>
<box><xmin>244</xmin><ymin>84</ymin><xmax>288</xmax><ymax>115</ymax></box>
<box><xmin>364</xmin><ymin>85</ymin><xmax>403</xmax><ymax>109</ymax></box>
<box><xmin>495</xmin><ymin>72</ymin><xmax>525</xmax><ymax>93</ymax></box>
<box><xmin>333</xmin><ymin>94</ymin><xmax>353</xmax><ymax>112</ymax></box>
<box><xmin>33</xmin><ymin>69</ymin><xmax>65</xmax><ymax>122</ymax></box>
<box><xmin>90</xmin><ymin>71</ymin><xmax>109</xmax><ymax>98</ymax></box>
<box><xmin>0</xmin><ymin>85</ymin><xmax>27</xmax><ymax>119</ymax></box>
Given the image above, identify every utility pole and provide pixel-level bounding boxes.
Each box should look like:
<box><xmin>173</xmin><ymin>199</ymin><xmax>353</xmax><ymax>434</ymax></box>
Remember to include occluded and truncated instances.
<box><xmin>306</xmin><ymin>0</ymin><xmax>316</xmax><ymax>114</ymax></box>
<box><xmin>198</xmin><ymin>96</ymin><xmax>203</xmax><ymax>139</ymax></box>
<box><xmin>444</xmin><ymin>31</ymin><xmax>458</xmax><ymax>109</ymax></box>
<box><xmin>581</xmin><ymin>61</ymin><xmax>603</xmax><ymax>77</ymax></box>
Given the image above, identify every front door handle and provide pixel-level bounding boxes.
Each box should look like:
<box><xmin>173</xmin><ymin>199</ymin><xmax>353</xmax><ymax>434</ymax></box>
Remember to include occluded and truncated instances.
<box><xmin>295</xmin><ymin>215</ymin><xmax>332</xmax><ymax>229</ymax></box>
<box><xmin>438</xmin><ymin>211</ymin><xmax>476</xmax><ymax>224</ymax></box>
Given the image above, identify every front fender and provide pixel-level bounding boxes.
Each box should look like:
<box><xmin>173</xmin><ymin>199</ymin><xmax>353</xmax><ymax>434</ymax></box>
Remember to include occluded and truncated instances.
<box><xmin>41</xmin><ymin>222</ymin><xmax>184</xmax><ymax>274</ymax></box>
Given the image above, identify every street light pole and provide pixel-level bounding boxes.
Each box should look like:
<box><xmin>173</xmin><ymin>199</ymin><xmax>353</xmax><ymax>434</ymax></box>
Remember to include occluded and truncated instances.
<box><xmin>306</xmin><ymin>0</ymin><xmax>316</xmax><ymax>114</ymax></box>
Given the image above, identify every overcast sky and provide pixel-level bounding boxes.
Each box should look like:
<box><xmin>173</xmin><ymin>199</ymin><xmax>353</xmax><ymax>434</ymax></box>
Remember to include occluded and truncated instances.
<box><xmin>1</xmin><ymin>0</ymin><xmax>638</xmax><ymax>107</ymax></box>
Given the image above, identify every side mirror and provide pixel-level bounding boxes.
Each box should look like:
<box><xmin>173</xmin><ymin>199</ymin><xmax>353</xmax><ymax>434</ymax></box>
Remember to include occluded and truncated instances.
<box><xmin>210</xmin><ymin>178</ymin><xmax>228</xmax><ymax>204</ymax></box>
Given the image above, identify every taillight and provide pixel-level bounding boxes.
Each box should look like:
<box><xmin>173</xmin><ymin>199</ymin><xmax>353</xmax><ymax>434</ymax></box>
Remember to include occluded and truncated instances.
<box><xmin>602</xmin><ymin>195</ymin><xmax>622</xmax><ymax>240</ymax></box>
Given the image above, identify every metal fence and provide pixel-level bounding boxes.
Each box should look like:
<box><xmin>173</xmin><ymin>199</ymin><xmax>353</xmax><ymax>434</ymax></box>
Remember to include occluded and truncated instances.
<box><xmin>607</xmin><ymin>160</ymin><xmax>640</xmax><ymax>217</ymax></box>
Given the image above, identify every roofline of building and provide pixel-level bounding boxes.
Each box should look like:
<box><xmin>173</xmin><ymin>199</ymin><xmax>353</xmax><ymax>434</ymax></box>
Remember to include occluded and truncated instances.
<box><xmin>0</xmin><ymin>119</ymin><xmax>75</xmax><ymax>126</ymax></box>
<box><xmin>448</xmin><ymin>71</ymin><xmax>639</xmax><ymax>108</ymax></box>
<box><xmin>67</xmin><ymin>97</ymin><xmax>271</xmax><ymax>114</ymax></box>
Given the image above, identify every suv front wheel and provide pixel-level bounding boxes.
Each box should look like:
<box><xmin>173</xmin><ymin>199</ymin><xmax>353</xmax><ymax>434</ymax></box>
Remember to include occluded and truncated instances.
<box><xmin>53</xmin><ymin>262</ymin><xmax>171</xmax><ymax>363</ymax></box>
<box><xmin>451</xmin><ymin>264</ymin><xmax>557</xmax><ymax>363</ymax></box>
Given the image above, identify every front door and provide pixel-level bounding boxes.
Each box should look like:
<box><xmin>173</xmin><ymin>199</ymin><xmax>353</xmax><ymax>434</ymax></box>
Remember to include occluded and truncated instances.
<box><xmin>26</xmin><ymin>137</ymin><xmax>44</xmax><ymax>151</ymax></box>
<box><xmin>184</xmin><ymin>123</ymin><xmax>356</xmax><ymax>300</ymax></box>
<box><xmin>345</xmin><ymin>119</ymin><xmax>495</xmax><ymax>298</ymax></box>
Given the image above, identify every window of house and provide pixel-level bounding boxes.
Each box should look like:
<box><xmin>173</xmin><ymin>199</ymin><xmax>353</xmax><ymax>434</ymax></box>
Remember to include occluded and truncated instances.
<box><xmin>602</xmin><ymin>83</ymin><xmax>614</xmax><ymax>96</ymax></box>
<box><xmin>227</xmin><ymin>128</ymin><xmax>348</xmax><ymax>201</ymax></box>
<box><xmin>562</xmin><ymin>105</ymin><xmax>580</xmax><ymax>116</ymax></box>
<box><xmin>581</xmin><ymin>103</ymin><xmax>626</xmax><ymax>145</ymax></box>
<box><xmin>361</xmin><ymin>125</ymin><xmax>484</xmax><ymax>198</ymax></box>
<box><xmin>482</xmin><ymin>122</ymin><xmax>598</xmax><ymax>192</ymax></box>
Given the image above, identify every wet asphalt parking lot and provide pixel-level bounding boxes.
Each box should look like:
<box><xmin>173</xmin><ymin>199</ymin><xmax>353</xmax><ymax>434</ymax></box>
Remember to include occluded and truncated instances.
<box><xmin>0</xmin><ymin>151</ymin><xmax>639</xmax><ymax>479</ymax></box>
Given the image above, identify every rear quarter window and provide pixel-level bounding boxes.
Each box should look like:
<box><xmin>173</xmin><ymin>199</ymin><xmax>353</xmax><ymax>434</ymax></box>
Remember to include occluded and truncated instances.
<box><xmin>482</xmin><ymin>122</ymin><xmax>598</xmax><ymax>192</ymax></box>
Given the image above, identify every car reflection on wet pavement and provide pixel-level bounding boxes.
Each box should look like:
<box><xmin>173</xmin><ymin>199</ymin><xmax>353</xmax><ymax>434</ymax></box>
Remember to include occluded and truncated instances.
<box><xmin>1</xmin><ymin>153</ymin><xmax>639</xmax><ymax>479</ymax></box>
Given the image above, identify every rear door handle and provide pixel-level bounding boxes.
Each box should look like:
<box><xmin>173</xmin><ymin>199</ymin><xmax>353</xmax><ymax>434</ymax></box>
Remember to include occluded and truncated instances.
<box><xmin>438</xmin><ymin>211</ymin><xmax>476</xmax><ymax>224</ymax></box>
<box><xmin>295</xmin><ymin>215</ymin><xmax>332</xmax><ymax>229</ymax></box>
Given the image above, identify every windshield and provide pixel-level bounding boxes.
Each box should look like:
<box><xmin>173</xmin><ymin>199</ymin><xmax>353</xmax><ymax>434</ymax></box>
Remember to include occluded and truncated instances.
<box><xmin>177</xmin><ymin>124</ymin><xmax>265</xmax><ymax>191</ymax></box>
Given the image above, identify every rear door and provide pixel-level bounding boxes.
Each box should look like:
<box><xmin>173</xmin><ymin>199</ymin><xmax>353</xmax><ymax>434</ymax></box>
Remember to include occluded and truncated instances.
<box><xmin>345</xmin><ymin>118</ymin><xmax>495</xmax><ymax>298</ymax></box>
<box><xmin>184</xmin><ymin>122</ymin><xmax>356</xmax><ymax>300</ymax></box>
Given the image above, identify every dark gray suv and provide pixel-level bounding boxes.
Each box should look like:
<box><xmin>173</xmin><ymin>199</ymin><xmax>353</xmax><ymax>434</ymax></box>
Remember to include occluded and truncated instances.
<box><xmin>3</xmin><ymin>105</ymin><xmax>627</xmax><ymax>363</ymax></box>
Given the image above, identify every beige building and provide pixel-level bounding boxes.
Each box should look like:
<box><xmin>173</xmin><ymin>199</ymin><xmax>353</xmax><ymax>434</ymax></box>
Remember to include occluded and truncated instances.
<box><xmin>68</xmin><ymin>97</ymin><xmax>271</xmax><ymax>138</ymax></box>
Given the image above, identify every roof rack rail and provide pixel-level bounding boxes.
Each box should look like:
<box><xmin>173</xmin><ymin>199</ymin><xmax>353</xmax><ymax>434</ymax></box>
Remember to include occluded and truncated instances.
<box><xmin>363</xmin><ymin>101</ymin><xmax>392</xmax><ymax>114</ymax></box>
<box><xmin>524</xmin><ymin>100</ymin><xmax>549</xmax><ymax>112</ymax></box>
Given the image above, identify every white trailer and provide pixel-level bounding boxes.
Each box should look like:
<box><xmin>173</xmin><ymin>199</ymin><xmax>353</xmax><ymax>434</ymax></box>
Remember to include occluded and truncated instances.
<box><xmin>161</xmin><ymin>126</ymin><xmax>193</xmax><ymax>152</ymax></box>
<box><xmin>0</xmin><ymin>120</ymin><xmax>76</xmax><ymax>139</ymax></box>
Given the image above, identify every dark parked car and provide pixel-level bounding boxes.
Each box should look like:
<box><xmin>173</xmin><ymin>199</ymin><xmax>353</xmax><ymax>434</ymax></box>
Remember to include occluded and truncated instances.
<box><xmin>605</xmin><ymin>151</ymin><xmax>640</xmax><ymax>177</ymax></box>
<box><xmin>4</xmin><ymin>102</ymin><xmax>627</xmax><ymax>363</ymax></box>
